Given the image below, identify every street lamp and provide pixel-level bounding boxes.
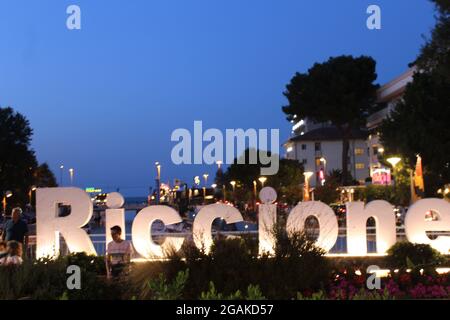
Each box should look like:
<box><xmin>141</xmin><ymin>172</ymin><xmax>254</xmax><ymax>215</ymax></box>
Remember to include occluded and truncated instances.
<box><xmin>29</xmin><ymin>185</ymin><xmax>37</xmax><ymax>207</ymax></box>
<box><xmin>253</xmin><ymin>181</ymin><xmax>257</xmax><ymax>208</ymax></box>
<box><xmin>216</xmin><ymin>161</ymin><xmax>223</xmax><ymax>170</ymax></box>
<box><xmin>230</xmin><ymin>181</ymin><xmax>236</xmax><ymax>204</ymax></box>
<box><xmin>258</xmin><ymin>177</ymin><xmax>267</xmax><ymax>187</ymax></box>
<box><xmin>387</xmin><ymin>157</ymin><xmax>401</xmax><ymax>187</ymax></box>
<box><xmin>203</xmin><ymin>174</ymin><xmax>209</xmax><ymax>187</ymax></box>
<box><xmin>2</xmin><ymin>191</ymin><xmax>13</xmax><ymax>216</ymax></box>
<box><xmin>303</xmin><ymin>171</ymin><xmax>314</xmax><ymax>201</ymax></box>
<box><xmin>69</xmin><ymin>168</ymin><xmax>75</xmax><ymax>186</ymax></box>
<box><xmin>155</xmin><ymin>162</ymin><xmax>161</xmax><ymax>205</ymax></box>
<box><xmin>60</xmin><ymin>165</ymin><xmax>64</xmax><ymax>186</ymax></box>
<box><xmin>387</xmin><ymin>157</ymin><xmax>401</xmax><ymax>169</ymax></box>
<box><xmin>203</xmin><ymin>174</ymin><xmax>209</xmax><ymax>202</ymax></box>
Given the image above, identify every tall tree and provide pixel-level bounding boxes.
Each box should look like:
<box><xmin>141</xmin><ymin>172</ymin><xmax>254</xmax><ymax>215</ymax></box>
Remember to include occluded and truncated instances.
<box><xmin>0</xmin><ymin>107</ymin><xmax>58</xmax><ymax>209</ymax></box>
<box><xmin>380</xmin><ymin>0</ymin><xmax>450</xmax><ymax>195</ymax></box>
<box><xmin>0</xmin><ymin>107</ymin><xmax>37</xmax><ymax>208</ymax></box>
<box><xmin>282</xmin><ymin>56</ymin><xmax>379</xmax><ymax>185</ymax></box>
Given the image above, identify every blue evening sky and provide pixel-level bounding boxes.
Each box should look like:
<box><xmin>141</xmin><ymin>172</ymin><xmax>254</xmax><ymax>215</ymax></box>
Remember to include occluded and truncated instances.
<box><xmin>0</xmin><ymin>0</ymin><xmax>436</xmax><ymax>196</ymax></box>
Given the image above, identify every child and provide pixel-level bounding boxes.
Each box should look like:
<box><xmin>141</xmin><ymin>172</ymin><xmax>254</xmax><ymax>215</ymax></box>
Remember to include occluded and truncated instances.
<box><xmin>0</xmin><ymin>241</ymin><xmax>23</xmax><ymax>266</ymax></box>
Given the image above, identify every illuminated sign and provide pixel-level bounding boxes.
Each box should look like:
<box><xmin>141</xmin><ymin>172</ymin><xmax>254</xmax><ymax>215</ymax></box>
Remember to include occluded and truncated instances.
<box><xmin>35</xmin><ymin>187</ymin><xmax>450</xmax><ymax>259</ymax></box>
<box><xmin>85</xmin><ymin>187</ymin><xmax>102</xmax><ymax>193</ymax></box>
<box><xmin>372</xmin><ymin>168</ymin><xmax>391</xmax><ymax>185</ymax></box>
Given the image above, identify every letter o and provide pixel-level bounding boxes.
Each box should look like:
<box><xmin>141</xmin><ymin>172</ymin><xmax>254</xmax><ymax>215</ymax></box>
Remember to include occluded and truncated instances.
<box><xmin>286</xmin><ymin>201</ymin><xmax>338</xmax><ymax>252</ymax></box>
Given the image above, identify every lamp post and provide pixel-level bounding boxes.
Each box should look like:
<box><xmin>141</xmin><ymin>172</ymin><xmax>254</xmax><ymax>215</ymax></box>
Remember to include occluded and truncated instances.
<box><xmin>216</xmin><ymin>161</ymin><xmax>223</xmax><ymax>171</ymax></box>
<box><xmin>387</xmin><ymin>157</ymin><xmax>401</xmax><ymax>187</ymax></box>
<box><xmin>258</xmin><ymin>177</ymin><xmax>267</xmax><ymax>188</ymax></box>
<box><xmin>303</xmin><ymin>171</ymin><xmax>314</xmax><ymax>201</ymax></box>
<box><xmin>69</xmin><ymin>168</ymin><xmax>74</xmax><ymax>186</ymax></box>
<box><xmin>155</xmin><ymin>162</ymin><xmax>161</xmax><ymax>205</ymax></box>
<box><xmin>230</xmin><ymin>181</ymin><xmax>236</xmax><ymax>192</ymax></box>
<box><xmin>203</xmin><ymin>174</ymin><xmax>209</xmax><ymax>202</ymax></box>
<box><xmin>2</xmin><ymin>191</ymin><xmax>13</xmax><ymax>216</ymax></box>
<box><xmin>253</xmin><ymin>180</ymin><xmax>257</xmax><ymax>209</ymax></box>
<box><xmin>230</xmin><ymin>181</ymin><xmax>236</xmax><ymax>204</ymax></box>
<box><xmin>60</xmin><ymin>165</ymin><xmax>64</xmax><ymax>186</ymax></box>
<box><xmin>29</xmin><ymin>185</ymin><xmax>37</xmax><ymax>208</ymax></box>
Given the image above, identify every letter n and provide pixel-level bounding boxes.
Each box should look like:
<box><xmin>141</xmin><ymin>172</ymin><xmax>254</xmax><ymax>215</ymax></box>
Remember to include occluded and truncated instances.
<box><xmin>346</xmin><ymin>201</ymin><xmax>396</xmax><ymax>255</ymax></box>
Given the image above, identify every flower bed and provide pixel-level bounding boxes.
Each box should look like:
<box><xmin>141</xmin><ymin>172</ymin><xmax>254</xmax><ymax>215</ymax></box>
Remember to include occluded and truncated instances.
<box><xmin>300</xmin><ymin>269</ymin><xmax>450</xmax><ymax>300</ymax></box>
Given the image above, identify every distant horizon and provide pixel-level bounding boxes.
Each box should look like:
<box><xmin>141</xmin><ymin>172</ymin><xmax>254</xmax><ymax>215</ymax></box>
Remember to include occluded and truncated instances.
<box><xmin>0</xmin><ymin>0</ymin><xmax>436</xmax><ymax>196</ymax></box>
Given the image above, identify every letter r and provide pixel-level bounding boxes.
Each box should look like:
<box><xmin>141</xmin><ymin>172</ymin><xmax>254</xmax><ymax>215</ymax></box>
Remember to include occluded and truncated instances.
<box><xmin>36</xmin><ymin>188</ymin><xmax>96</xmax><ymax>258</ymax></box>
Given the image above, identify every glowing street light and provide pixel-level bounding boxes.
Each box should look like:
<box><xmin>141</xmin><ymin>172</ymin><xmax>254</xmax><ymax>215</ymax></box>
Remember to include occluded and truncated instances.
<box><xmin>216</xmin><ymin>161</ymin><xmax>223</xmax><ymax>170</ymax></box>
<box><xmin>258</xmin><ymin>177</ymin><xmax>267</xmax><ymax>187</ymax></box>
<box><xmin>202</xmin><ymin>174</ymin><xmax>209</xmax><ymax>202</ymax></box>
<box><xmin>253</xmin><ymin>180</ymin><xmax>258</xmax><ymax>207</ymax></box>
<box><xmin>60</xmin><ymin>165</ymin><xmax>64</xmax><ymax>186</ymax></box>
<box><xmin>155</xmin><ymin>162</ymin><xmax>161</xmax><ymax>180</ymax></box>
<box><xmin>2</xmin><ymin>191</ymin><xmax>13</xmax><ymax>215</ymax></box>
<box><xmin>387</xmin><ymin>157</ymin><xmax>401</xmax><ymax>188</ymax></box>
<box><xmin>387</xmin><ymin>157</ymin><xmax>401</xmax><ymax>169</ymax></box>
<box><xmin>203</xmin><ymin>174</ymin><xmax>209</xmax><ymax>187</ymax></box>
<box><xmin>230</xmin><ymin>181</ymin><xmax>237</xmax><ymax>204</ymax></box>
<box><xmin>29</xmin><ymin>185</ymin><xmax>37</xmax><ymax>207</ymax></box>
<box><xmin>69</xmin><ymin>168</ymin><xmax>75</xmax><ymax>186</ymax></box>
<box><xmin>230</xmin><ymin>181</ymin><xmax>236</xmax><ymax>192</ymax></box>
<box><xmin>155</xmin><ymin>162</ymin><xmax>161</xmax><ymax>205</ymax></box>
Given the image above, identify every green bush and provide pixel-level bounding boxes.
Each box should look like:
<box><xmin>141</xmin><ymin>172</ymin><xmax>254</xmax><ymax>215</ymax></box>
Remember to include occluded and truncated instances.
<box><xmin>386</xmin><ymin>242</ymin><xmax>446</xmax><ymax>272</ymax></box>
<box><xmin>139</xmin><ymin>270</ymin><xmax>189</xmax><ymax>300</ymax></box>
<box><xmin>130</xmin><ymin>228</ymin><xmax>331</xmax><ymax>300</ymax></box>
<box><xmin>199</xmin><ymin>282</ymin><xmax>265</xmax><ymax>300</ymax></box>
<box><xmin>0</xmin><ymin>253</ymin><xmax>123</xmax><ymax>300</ymax></box>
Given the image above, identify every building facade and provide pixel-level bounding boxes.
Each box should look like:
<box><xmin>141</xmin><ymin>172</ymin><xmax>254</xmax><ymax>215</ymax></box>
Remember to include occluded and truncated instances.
<box><xmin>284</xmin><ymin>68</ymin><xmax>415</xmax><ymax>188</ymax></box>
<box><xmin>284</xmin><ymin>127</ymin><xmax>370</xmax><ymax>187</ymax></box>
<box><xmin>367</xmin><ymin>68</ymin><xmax>415</xmax><ymax>181</ymax></box>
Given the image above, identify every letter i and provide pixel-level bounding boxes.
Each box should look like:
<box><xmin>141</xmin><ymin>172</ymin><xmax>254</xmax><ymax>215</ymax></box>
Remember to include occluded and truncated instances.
<box><xmin>258</xmin><ymin>187</ymin><xmax>278</xmax><ymax>256</ymax></box>
<box><xmin>105</xmin><ymin>192</ymin><xmax>126</xmax><ymax>246</ymax></box>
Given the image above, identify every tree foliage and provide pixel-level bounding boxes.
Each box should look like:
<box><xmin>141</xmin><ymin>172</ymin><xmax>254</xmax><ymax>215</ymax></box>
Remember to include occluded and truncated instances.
<box><xmin>380</xmin><ymin>1</ymin><xmax>450</xmax><ymax>195</ymax></box>
<box><xmin>217</xmin><ymin>148</ymin><xmax>304</xmax><ymax>205</ymax></box>
<box><xmin>282</xmin><ymin>55</ymin><xmax>379</xmax><ymax>185</ymax></box>
<box><xmin>0</xmin><ymin>107</ymin><xmax>37</xmax><ymax>207</ymax></box>
<box><xmin>0</xmin><ymin>107</ymin><xmax>58</xmax><ymax>209</ymax></box>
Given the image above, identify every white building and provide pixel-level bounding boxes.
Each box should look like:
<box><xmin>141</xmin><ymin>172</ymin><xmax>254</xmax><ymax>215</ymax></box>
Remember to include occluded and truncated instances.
<box><xmin>283</xmin><ymin>68</ymin><xmax>415</xmax><ymax>187</ymax></box>
<box><xmin>284</xmin><ymin>126</ymin><xmax>369</xmax><ymax>187</ymax></box>
<box><xmin>367</xmin><ymin>68</ymin><xmax>415</xmax><ymax>181</ymax></box>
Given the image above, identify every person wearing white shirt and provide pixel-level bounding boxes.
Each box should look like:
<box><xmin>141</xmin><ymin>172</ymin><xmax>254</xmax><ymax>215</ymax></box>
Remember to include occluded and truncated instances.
<box><xmin>105</xmin><ymin>226</ymin><xmax>133</xmax><ymax>279</ymax></box>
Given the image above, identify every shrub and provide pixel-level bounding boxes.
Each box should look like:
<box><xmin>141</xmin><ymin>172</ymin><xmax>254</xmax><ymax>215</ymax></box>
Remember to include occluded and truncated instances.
<box><xmin>386</xmin><ymin>242</ymin><xmax>446</xmax><ymax>272</ymax></box>
<box><xmin>199</xmin><ymin>282</ymin><xmax>265</xmax><ymax>300</ymax></box>
<box><xmin>140</xmin><ymin>270</ymin><xmax>189</xmax><ymax>300</ymax></box>
<box><xmin>0</xmin><ymin>253</ymin><xmax>123</xmax><ymax>300</ymax></box>
<box><xmin>130</xmin><ymin>228</ymin><xmax>331</xmax><ymax>300</ymax></box>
